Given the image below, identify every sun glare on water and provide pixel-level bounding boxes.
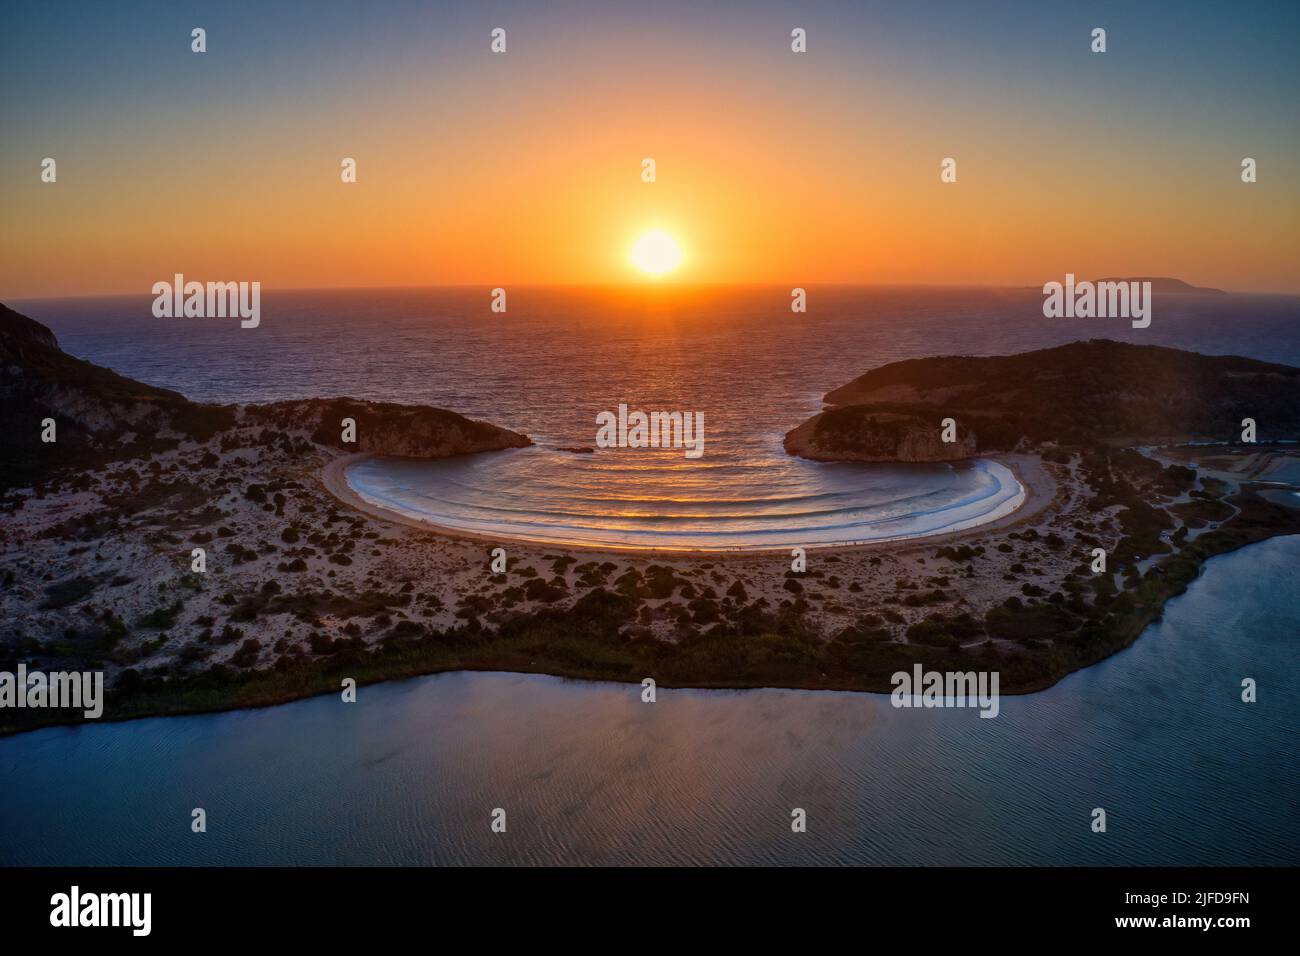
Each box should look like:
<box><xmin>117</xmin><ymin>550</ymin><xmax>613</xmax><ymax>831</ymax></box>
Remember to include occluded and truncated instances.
<box><xmin>630</xmin><ymin>230</ymin><xmax>684</xmax><ymax>277</ymax></box>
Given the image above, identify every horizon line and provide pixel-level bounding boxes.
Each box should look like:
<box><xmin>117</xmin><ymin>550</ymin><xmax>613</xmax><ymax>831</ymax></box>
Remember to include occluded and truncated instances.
<box><xmin>7</xmin><ymin>278</ymin><xmax>1299</xmax><ymax>304</ymax></box>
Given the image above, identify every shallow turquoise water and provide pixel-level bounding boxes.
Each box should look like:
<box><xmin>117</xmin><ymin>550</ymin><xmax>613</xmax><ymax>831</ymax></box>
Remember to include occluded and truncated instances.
<box><xmin>346</xmin><ymin>451</ymin><xmax>1022</xmax><ymax>550</ymax></box>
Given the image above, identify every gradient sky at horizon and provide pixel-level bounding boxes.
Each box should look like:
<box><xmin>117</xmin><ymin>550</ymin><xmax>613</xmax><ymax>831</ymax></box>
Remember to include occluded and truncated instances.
<box><xmin>2</xmin><ymin>0</ymin><xmax>1298</xmax><ymax>297</ymax></box>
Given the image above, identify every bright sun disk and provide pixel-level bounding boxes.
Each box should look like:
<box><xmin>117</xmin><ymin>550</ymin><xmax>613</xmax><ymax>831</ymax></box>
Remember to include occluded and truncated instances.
<box><xmin>630</xmin><ymin>230</ymin><xmax>684</xmax><ymax>276</ymax></box>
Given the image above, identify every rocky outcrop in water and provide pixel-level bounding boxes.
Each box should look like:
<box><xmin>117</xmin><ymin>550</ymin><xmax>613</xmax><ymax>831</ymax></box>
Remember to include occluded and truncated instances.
<box><xmin>785</xmin><ymin>339</ymin><xmax>1300</xmax><ymax>463</ymax></box>
<box><xmin>783</xmin><ymin>411</ymin><xmax>977</xmax><ymax>462</ymax></box>
<box><xmin>0</xmin><ymin>302</ymin><xmax>530</xmax><ymax>490</ymax></box>
<box><xmin>248</xmin><ymin>398</ymin><xmax>530</xmax><ymax>458</ymax></box>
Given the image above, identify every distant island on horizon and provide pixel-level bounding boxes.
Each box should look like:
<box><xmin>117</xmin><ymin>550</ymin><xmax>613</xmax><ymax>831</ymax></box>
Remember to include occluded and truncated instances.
<box><xmin>1018</xmin><ymin>277</ymin><xmax>1227</xmax><ymax>295</ymax></box>
<box><xmin>1092</xmin><ymin>277</ymin><xmax>1226</xmax><ymax>295</ymax></box>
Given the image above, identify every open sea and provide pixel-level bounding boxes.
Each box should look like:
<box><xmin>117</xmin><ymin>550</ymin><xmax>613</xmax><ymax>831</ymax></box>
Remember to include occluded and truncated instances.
<box><xmin>12</xmin><ymin>285</ymin><xmax>1300</xmax><ymax>548</ymax></box>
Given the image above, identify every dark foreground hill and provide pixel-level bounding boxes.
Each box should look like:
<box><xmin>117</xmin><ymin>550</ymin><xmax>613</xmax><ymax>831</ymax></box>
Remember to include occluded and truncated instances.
<box><xmin>0</xmin><ymin>302</ymin><xmax>530</xmax><ymax>490</ymax></box>
<box><xmin>785</xmin><ymin>340</ymin><xmax>1300</xmax><ymax>461</ymax></box>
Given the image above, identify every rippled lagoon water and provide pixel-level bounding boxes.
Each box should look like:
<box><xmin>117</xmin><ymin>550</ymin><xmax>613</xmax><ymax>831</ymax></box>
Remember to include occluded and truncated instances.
<box><xmin>2</xmin><ymin>536</ymin><xmax>1296</xmax><ymax>866</ymax></box>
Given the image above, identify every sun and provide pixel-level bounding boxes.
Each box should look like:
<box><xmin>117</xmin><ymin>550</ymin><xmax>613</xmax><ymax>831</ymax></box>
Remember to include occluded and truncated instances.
<box><xmin>630</xmin><ymin>230</ymin><xmax>684</xmax><ymax>277</ymax></box>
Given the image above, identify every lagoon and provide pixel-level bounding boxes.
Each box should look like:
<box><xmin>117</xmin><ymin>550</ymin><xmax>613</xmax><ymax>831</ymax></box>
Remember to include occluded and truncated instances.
<box><xmin>2</xmin><ymin>536</ymin><xmax>1296</xmax><ymax>866</ymax></box>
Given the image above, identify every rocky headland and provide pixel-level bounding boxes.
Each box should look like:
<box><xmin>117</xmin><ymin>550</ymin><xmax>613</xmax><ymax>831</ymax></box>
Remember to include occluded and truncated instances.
<box><xmin>784</xmin><ymin>340</ymin><xmax>1300</xmax><ymax>462</ymax></box>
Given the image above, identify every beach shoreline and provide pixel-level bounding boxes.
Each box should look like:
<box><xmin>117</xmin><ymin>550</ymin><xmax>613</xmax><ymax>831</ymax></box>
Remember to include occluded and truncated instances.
<box><xmin>320</xmin><ymin>451</ymin><xmax>1056</xmax><ymax>559</ymax></box>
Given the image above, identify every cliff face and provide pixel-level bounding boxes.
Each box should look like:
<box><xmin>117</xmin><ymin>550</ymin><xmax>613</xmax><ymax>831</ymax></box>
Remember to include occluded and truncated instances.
<box><xmin>0</xmin><ymin>302</ymin><xmax>529</xmax><ymax>490</ymax></box>
<box><xmin>783</xmin><ymin>411</ymin><xmax>977</xmax><ymax>462</ymax></box>
<box><xmin>787</xmin><ymin>339</ymin><xmax>1300</xmax><ymax>463</ymax></box>
<box><xmin>248</xmin><ymin>398</ymin><xmax>531</xmax><ymax>458</ymax></box>
<box><xmin>0</xmin><ymin>305</ymin><xmax>59</xmax><ymax>356</ymax></box>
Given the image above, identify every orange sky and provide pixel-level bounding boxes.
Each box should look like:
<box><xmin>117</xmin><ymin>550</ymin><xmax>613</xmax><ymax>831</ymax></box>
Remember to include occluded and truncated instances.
<box><xmin>2</xmin><ymin>3</ymin><xmax>1297</xmax><ymax>297</ymax></box>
